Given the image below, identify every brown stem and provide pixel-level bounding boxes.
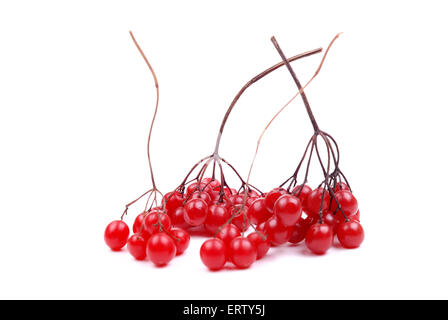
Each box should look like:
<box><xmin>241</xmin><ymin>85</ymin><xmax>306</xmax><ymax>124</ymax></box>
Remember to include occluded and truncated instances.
<box><xmin>213</xmin><ymin>47</ymin><xmax>322</xmax><ymax>155</ymax></box>
<box><xmin>129</xmin><ymin>31</ymin><xmax>159</xmax><ymax>190</ymax></box>
<box><xmin>271</xmin><ymin>36</ymin><xmax>319</xmax><ymax>132</ymax></box>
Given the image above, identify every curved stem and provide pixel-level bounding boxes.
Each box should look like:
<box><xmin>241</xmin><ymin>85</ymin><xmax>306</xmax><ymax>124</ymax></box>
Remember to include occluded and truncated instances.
<box><xmin>271</xmin><ymin>36</ymin><xmax>319</xmax><ymax>132</ymax></box>
<box><xmin>129</xmin><ymin>31</ymin><xmax>159</xmax><ymax>190</ymax></box>
<box><xmin>213</xmin><ymin>47</ymin><xmax>322</xmax><ymax>155</ymax></box>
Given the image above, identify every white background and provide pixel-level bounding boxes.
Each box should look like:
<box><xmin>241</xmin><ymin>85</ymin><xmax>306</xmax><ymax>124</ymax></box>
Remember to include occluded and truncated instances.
<box><xmin>1</xmin><ymin>0</ymin><xmax>447</xmax><ymax>299</ymax></box>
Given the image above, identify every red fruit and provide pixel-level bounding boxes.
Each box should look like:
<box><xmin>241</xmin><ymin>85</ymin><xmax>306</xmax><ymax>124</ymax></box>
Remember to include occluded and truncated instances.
<box><xmin>335</xmin><ymin>182</ymin><xmax>350</xmax><ymax>193</ymax></box>
<box><xmin>184</xmin><ymin>198</ymin><xmax>208</xmax><ymax>226</ymax></box>
<box><xmin>274</xmin><ymin>194</ymin><xmax>302</xmax><ymax>227</ymax></box>
<box><xmin>337</xmin><ymin>220</ymin><xmax>364</xmax><ymax>249</ymax></box>
<box><xmin>323</xmin><ymin>211</ymin><xmax>338</xmax><ymax>233</ymax></box>
<box><xmin>217</xmin><ymin>224</ymin><xmax>241</xmax><ymax>248</ymax></box>
<box><xmin>289</xmin><ymin>220</ymin><xmax>310</xmax><ymax>244</ymax></box>
<box><xmin>204</xmin><ymin>205</ymin><xmax>230</xmax><ymax>235</ymax></box>
<box><xmin>132</xmin><ymin>213</ymin><xmax>151</xmax><ymax>239</ymax></box>
<box><xmin>170</xmin><ymin>207</ymin><xmax>189</xmax><ymax>228</ymax></box>
<box><xmin>231</xmin><ymin>206</ymin><xmax>250</xmax><ymax>232</ymax></box>
<box><xmin>143</xmin><ymin>211</ymin><xmax>171</xmax><ymax>235</ymax></box>
<box><xmin>228</xmin><ymin>237</ymin><xmax>257</xmax><ymax>269</ymax></box>
<box><xmin>264</xmin><ymin>188</ymin><xmax>287</xmax><ymax>212</ymax></box>
<box><xmin>305</xmin><ymin>223</ymin><xmax>333</xmax><ymax>254</ymax></box>
<box><xmin>187</xmin><ymin>182</ymin><xmax>212</xmax><ymax>196</ymax></box>
<box><xmin>248</xmin><ymin>198</ymin><xmax>272</xmax><ymax>225</ymax></box>
<box><xmin>104</xmin><ymin>220</ymin><xmax>130</xmax><ymax>251</ymax></box>
<box><xmin>191</xmin><ymin>191</ymin><xmax>212</xmax><ymax>205</ymax></box>
<box><xmin>200</xmin><ymin>238</ymin><xmax>227</xmax><ymax>270</ymax></box>
<box><xmin>170</xmin><ymin>227</ymin><xmax>190</xmax><ymax>255</ymax></box>
<box><xmin>127</xmin><ymin>234</ymin><xmax>147</xmax><ymax>260</ymax></box>
<box><xmin>330</xmin><ymin>190</ymin><xmax>358</xmax><ymax>219</ymax></box>
<box><xmin>146</xmin><ymin>233</ymin><xmax>176</xmax><ymax>266</ymax></box>
<box><xmin>352</xmin><ymin>210</ymin><xmax>360</xmax><ymax>222</ymax></box>
<box><xmin>291</xmin><ymin>184</ymin><xmax>312</xmax><ymax>204</ymax></box>
<box><xmin>163</xmin><ymin>191</ymin><xmax>183</xmax><ymax>212</ymax></box>
<box><xmin>262</xmin><ymin>216</ymin><xmax>293</xmax><ymax>246</ymax></box>
<box><xmin>202</xmin><ymin>177</ymin><xmax>220</xmax><ymax>189</ymax></box>
<box><xmin>247</xmin><ymin>232</ymin><xmax>270</xmax><ymax>259</ymax></box>
<box><xmin>305</xmin><ymin>188</ymin><xmax>330</xmax><ymax>216</ymax></box>
<box><xmin>229</xmin><ymin>194</ymin><xmax>244</xmax><ymax>205</ymax></box>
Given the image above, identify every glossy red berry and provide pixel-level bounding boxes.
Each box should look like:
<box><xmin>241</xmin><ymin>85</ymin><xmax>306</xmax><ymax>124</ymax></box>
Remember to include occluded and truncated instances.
<box><xmin>169</xmin><ymin>207</ymin><xmax>189</xmax><ymax>228</ymax></box>
<box><xmin>217</xmin><ymin>224</ymin><xmax>241</xmax><ymax>248</ymax></box>
<box><xmin>264</xmin><ymin>188</ymin><xmax>287</xmax><ymax>212</ymax></box>
<box><xmin>127</xmin><ymin>234</ymin><xmax>147</xmax><ymax>260</ymax></box>
<box><xmin>204</xmin><ymin>204</ymin><xmax>230</xmax><ymax>235</ymax></box>
<box><xmin>330</xmin><ymin>190</ymin><xmax>358</xmax><ymax>219</ymax></box>
<box><xmin>247</xmin><ymin>232</ymin><xmax>270</xmax><ymax>259</ymax></box>
<box><xmin>305</xmin><ymin>188</ymin><xmax>330</xmax><ymax>216</ymax></box>
<box><xmin>335</xmin><ymin>182</ymin><xmax>350</xmax><ymax>193</ymax></box>
<box><xmin>200</xmin><ymin>238</ymin><xmax>227</xmax><ymax>270</ymax></box>
<box><xmin>352</xmin><ymin>210</ymin><xmax>360</xmax><ymax>222</ymax></box>
<box><xmin>190</xmin><ymin>191</ymin><xmax>212</xmax><ymax>205</ymax></box>
<box><xmin>104</xmin><ymin>220</ymin><xmax>130</xmax><ymax>251</ymax></box>
<box><xmin>228</xmin><ymin>237</ymin><xmax>257</xmax><ymax>269</ymax></box>
<box><xmin>274</xmin><ymin>194</ymin><xmax>303</xmax><ymax>227</ymax></box>
<box><xmin>337</xmin><ymin>220</ymin><xmax>364</xmax><ymax>249</ymax></box>
<box><xmin>289</xmin><ymin>221</ymin><xmax>310</xmax><ymax>244</ymax></box>
<box><xmin>170</xmin><ymin>227</ymin><xmax>190</xmax><ymax>255</ymax></box>
<box><xmin>231</xmin><ymin>206</ymin><xmax>250</xmax><ymax>232</ymax></box>
<box><xmin>163</xmin><ymin>191</ymin><xmax>183</xmax><ymax>212</ymax></box>
<box><xmin>305</xmin><ymin>223</ymin><xmax>333</xmax><ymax>254</ymax></box>
<box><xmin>261</xmin><ymin>216</ymin><xmax>293</xmax><ymax>246</ymax></box>
<box><xmin>143</xmin><ymin>211</ymin><xmax>171</xmax><ymax>235</ymax></box>
<box><xmin>146</xmin><ymin>233</ymin><xmax>176</xmax><ymax>266</ymax></box>
<box><xmin>291</xmin><ymin>184</ymin><xmax>312</xmax><ymax>204</ymax></box>
<box><xmin>184</xmin><ymin>198</ymin><xmax>208</xmax><ymax>226</ymax></box>
<box><xmin>132</xmin><ymin>213</ymin><xmax>151</xmax><ymax>239</ymax></box>
<box><xmin>248</xmin><ymin>198</ymin><xmax>272</xmax><ymax>225</ymax></box>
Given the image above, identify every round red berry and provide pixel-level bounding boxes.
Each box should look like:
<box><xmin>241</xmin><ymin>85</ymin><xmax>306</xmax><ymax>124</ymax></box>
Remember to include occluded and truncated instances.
<box><xmin>305</xmin><ymin>223</ymin><xmax>333</xmax><ymax>255</ymax></box>
<box><xmin>228</xmin><ymin>237</ymin><xmax>257</xmax><ymax>269</ymax></box>
<box><xmin>200</xmin><ymin>238</ymin><xmax>227</xmax><ymax>270</ymax></box>
<box><xmin>104</xmin><ymin>220</ymin><xmax>130</xmax><ymax>251</ymax></box>
<box><xmin>146</xmin><ymin>233</ymin><xmax>176</xmax><ymax>266</ymax></box>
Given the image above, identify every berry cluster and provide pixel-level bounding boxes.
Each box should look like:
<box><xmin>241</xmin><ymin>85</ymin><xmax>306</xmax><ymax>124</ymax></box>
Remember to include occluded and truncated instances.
<box><xmin>104</xmin><ymin>32</ymin><xmax>365</xmax><ymax>270</ymax></box>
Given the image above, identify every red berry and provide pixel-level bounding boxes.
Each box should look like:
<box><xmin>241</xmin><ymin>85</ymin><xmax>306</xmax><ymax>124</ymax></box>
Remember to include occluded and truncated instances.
<box><xmin>247</xmin><ymin>232</ymin><xmax>270</xmax><ymax>259</ymax></box>
<box><xmin>127</xmin><ymin>234</ymin><xmax>147</xmax><ymax>260</ymax></box>
<box><xmin>330</xmin><ymin>190</ymin><xmax>358</xmax><ymax>219</ymax></box>
<box><xmin>229</xmin><ymin>194</ymin><xmax>244</xmax><ymax>205</ymax></box>
<box><xmin>248</xmin><ymin>198</ymin><xmax>272</xmax><ymax>225</ymax></box>
<box><xmin>262</xmin><ymin>216</ymin><xmax>293</xmax><ymax>246</ymax></box>
<box><xmin>204</xmin><ymin>204</ymin><xmax>231</xmax><ymax>235</ymax></box>
<box><xmin>274</xmin><ymin>194</ymin><xmax>302</xmax><ymax>227</ymax></box>
<box><xmin>143</xmin><ymin>211</ymin><xmax>171</xmax><ymax>235</ymax></box>
<box><xmin>305</xmin><ymin>188</ymin><xmax>330</xmax><ymax>216</ymax></box>
<box><xmin>200</xmin><ymin>238</ymin><xmax>227</xmax><ymax>270</ymax></box>
<box><xmin>337</xmin><ymin>220</ymin><xmax>364</xmax><ymax>249</ymax></box>
<box><xmin>291</xmin><ymin>184</ymin><xmax>312</xmax><ymax>204</ymax></box>
<box><xmin>104</xmin><ymin>220</ymin><xmax>129</xmax><ymax>251</ymax></box>
<box><xmin>132</xmin><ymin>213</ymin><xmax>151</xmax><ymax>239</ymax></box>
<box><xmin>228</xmin><ymin>237</ymin><xmax>257</xmax><ymax>269</ymax></box>
<box><xmin>352</xmin><ymin>210</ymin><xmax>360</xmax><ymax>222</ymax></box>
<box><xmin>184</xmin><ymin>198</ymin><xmax>208</xmax><ymax>226</ymax></box>
<box><xmin>305</xmin><ymin>223</ymin><xmax>333</xmax><ymax>254</ymax></box>
<box><xmin>335</xmin><ymin>182</ymin><xmax>350</xmax><ymax>193</ymax></box>
<box><xmin>322</xmin><ymin>211</ymin><xmax>338</xmax><ymax>233</ymax></box>
<box><xmin>169</xmin><ymin>207</ymin><xmax>189</xmax><ymax>228</ymax></box>
<box><xmin>264</xmin><ymin>188</ymin><xmax>287</xmax><ymax>212</ymax></box>
<box><xmin>217</xmin><ymin>224</ymin><xmax>241</xmax><ymax>248</ymax></box>
<box><xmin>163</xmin><ymin>191</ymin><xmax>183</xmax><ymax>212</ymax></box>
<box><xmin>146</xmin><ymin>233</ymin><xmax>176</xmax><ymax>266</ymax></box>
<box><xmin>170</xmin><ymin>227</ymin><xmax>190</xmax><ymax>255</ymax></box>
<box><xmin>289</xmin><ymin>220</ymin><xmax>310</xmax><ymax>244</ymax></box>
<box><xmin>191</xmin><ymin>191</ymin><xmax>212</xmax><ymax>205</ymax></box>
<box><xmin>231</xmin><ymin>206</ymin><xmax>250</xmax><ymax>232</ymax></box>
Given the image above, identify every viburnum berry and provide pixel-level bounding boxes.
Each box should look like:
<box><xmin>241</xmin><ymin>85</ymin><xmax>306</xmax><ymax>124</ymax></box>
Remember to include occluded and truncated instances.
<box><xmin>289</xmin><ymin>218</ymin><xmax>313</xmax><ymax>244</ymax></box>
<box><xmin>217</xmin><ymin>224</ymin><xmax>241</xmax><ymax>248</ymax></box>
<box><xmin>204</xmin><ymin>204</ymin><xmax>231</xmax><ymax>235</ymax></box>
<box><xmin>191</xmin><ymin>191</ymin><xmax>212</xmax><ymax>205</ymax></box>
<box><xmin>127</xmin><ymin>234</ymin><xmax>147</xmax><ymax>260</ymax></box>
<box><xmin>274</xmin><ymin>194</ymin><xmax>302</xmax><ymax>227</ymax></box>
<box><xmin>170</xmin><ymin>227</ymin><xmax>190</xmax><ymax>255</ymax></box>
<box><xmin>261</xmin><ymin>216</ymin><xmax>293</xmax><ymax>246</ymax></box>
<box><xmin>184</xmin><ymin>198</ymin><xmax>208</xmax><ymax>226</ymax></box>
<box><xmin>163</xmin><ymin>191</ymin><xmax>183</xmax><ymax>213</ymax></box>
<box><xmin>228</xmin><ymin>236</ymin><xmax>257</xmax><ymax>269</ymax></box>
<box><xmin>334</xmin><ymin>182</ymin><xmax>350</xmax><ymax>193</ymax></box>
<box><xmin>337</xmin><ymin>220</ymin><xmax>364</xmax><ymax>249</ymax></box>
<box><xmin>132</xmin><ymin>213</ymin><xmax>151</xmax><ymax>239</ymax></box>
<box><xmin>330</xmin><ymin>190</ymin><xmax>358</xmax><ymax>219</ymax></box>
<box><xmin>248</xmin><ymin>198</ymin><xmax>272</xmax><ymax>225</ymax></box>
<box><xmin>104</xmin><ymin>220</ymin><xmax>130</xmax><ymax>251</ymax></box>
<box><xmin>264</xmin><ymin>188</ymin><xmax>287</xmax><ymax>212</ymax></box>
<box><xmin>146</xmin><ymin>233</ymin><xmax>176</xmax><ymax>266</ymax></box>
<box><xmin>247</xmin><ymin>232</ymin><xmax>270</xmax><ymax>259</ymax></box>
<box><xmin>322</xmin><ymin>211</ymin><xmax>338</xmax><ymax>233</ymax></box>
<box><xmin>169</xmin><ymin>206</ymin><xmax>189</xmax><ymax>228</ymax></box>
<box><xmin>305</xmin><ymin>188</ymin><xmax>330</xmax><ymax>216</ymax></box>
<box><xmin>352</xmin><ymin>210</ymin><xmax>360</xmax><ymax>222</ymax></box>
<box><xmin>143</xmin><ymin>211</ymin><xmax>171</xmax><ymax>235</ymax></box>
<box><xmin>230</xmin><ymin>206</ymin><xmax>250</xmax><ymax>232</ymax></box>
<box><xmin>200</xmin><ymin>238</ymin><xmax>227</xmax><ymax>270</ymax></box>
<box><xmin>291</xmin><ymin>184</ymin><xmax>312</xmax><ymax>204</ymax></box>
<box><xmin>305</xmin><ymin>223</ymin><xmax>333</xmax><ymax>255</ymax></box>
